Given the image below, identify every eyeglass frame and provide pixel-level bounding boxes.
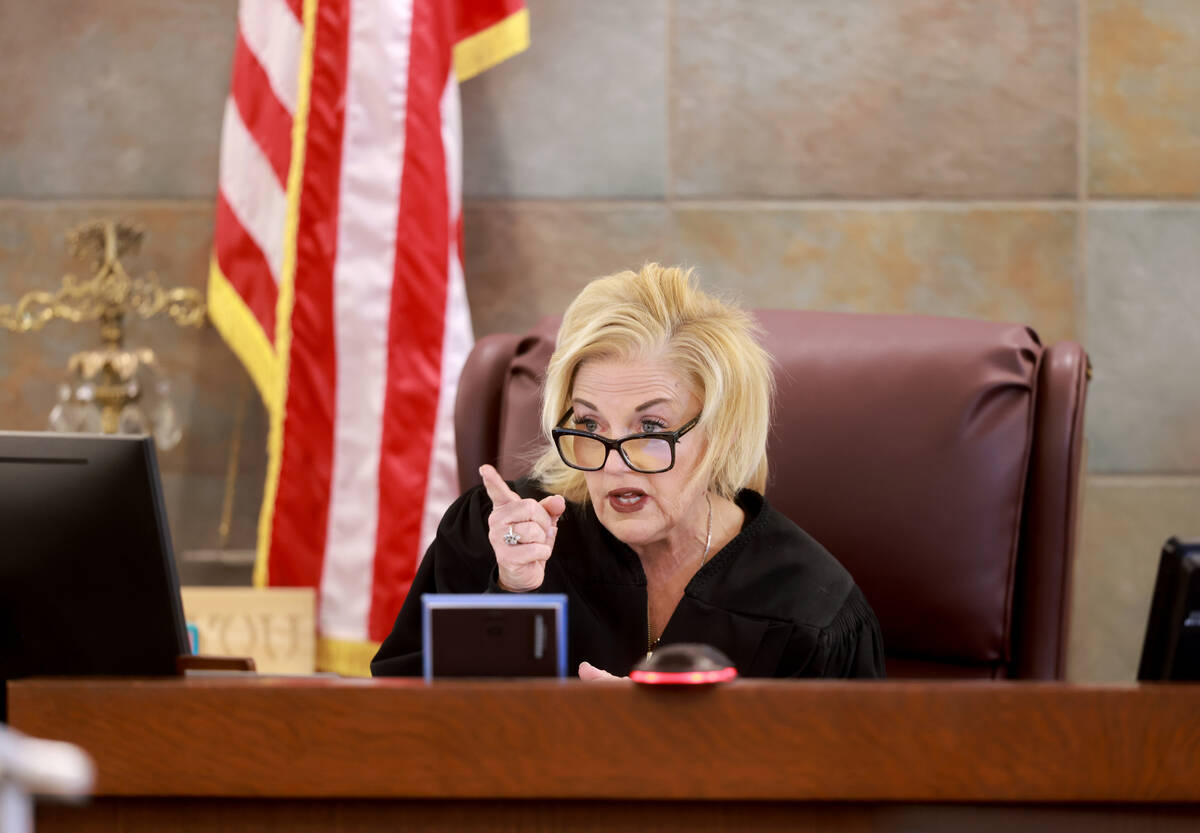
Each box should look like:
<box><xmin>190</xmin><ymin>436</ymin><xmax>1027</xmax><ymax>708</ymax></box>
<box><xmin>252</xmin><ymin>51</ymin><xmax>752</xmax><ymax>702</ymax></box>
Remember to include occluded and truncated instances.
<box><xmin>550</xmin><ymin>407</ymin><xmax>701</xmax><ymax>473</ymax></box>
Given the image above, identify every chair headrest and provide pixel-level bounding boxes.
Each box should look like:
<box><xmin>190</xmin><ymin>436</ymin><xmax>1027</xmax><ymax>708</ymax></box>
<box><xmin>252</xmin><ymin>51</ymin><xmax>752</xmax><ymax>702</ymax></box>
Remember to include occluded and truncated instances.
<box><xmin>755</xmin><ymin>310</ymin><xmax>1041</xmax><ymax>666</ymax></box>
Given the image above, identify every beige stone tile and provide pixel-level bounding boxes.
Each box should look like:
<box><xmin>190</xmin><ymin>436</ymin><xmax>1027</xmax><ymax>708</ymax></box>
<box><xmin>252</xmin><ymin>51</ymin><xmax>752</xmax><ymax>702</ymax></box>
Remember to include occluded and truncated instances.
<box><xmin>0</xmin><ymin>202</ymin><xmax>214</xmax><ymax>293</ymax></box>
<box><xmin>1068</xmin><ymin>476</ymin><xmax>1200</xmax><ymax>682</ymax></box>
<box><xmin>161</xmin><ymin>469</ymin><xmax>265</xmax><ymax>563</ymax></box>
<box><xmin>0</xmin><ymin>1</ymin><xmax>237</xmax><ymax>199</ymax></box>
<box><xmin>673</xmin><ymin>206</ymin><xmax>1078</xmax><ymax>345</ymax></box>
<box><xmin>462</xmin><ymin>0</ymin><xmax>667</xmax><ymax>198</ymax></box>
<box><xmin>0</xmin><ymin>201</ymin><xmax>267</xmax><ymax>478</ymax></box>
<box><xmin>1085</xmin><ymin>206</ymin><xmax>1200</xmax><ymax>472</ymax></box>
<box><xmin>672</xmin><ymin>0</ymin><xmax>1077</xmax><ymax>197</ymax></box>
<box><xmin>462</xmin><ymin>201</ymin><xmax>675</xmax><ymax>335</ymax></box>
<box><xmin>1089</xmin><ymin>0</ymin><xmax>1200</xmax><ymax>196</ymax></box>
<box><xmin>177</xmin><ymin>552</ymin><xmax>255</xmax><ymax>587</ymax></box>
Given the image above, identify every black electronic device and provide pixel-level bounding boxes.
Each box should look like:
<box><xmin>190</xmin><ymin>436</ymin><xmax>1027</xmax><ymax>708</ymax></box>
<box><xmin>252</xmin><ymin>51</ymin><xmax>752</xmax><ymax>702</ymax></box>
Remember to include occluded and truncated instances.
<box><xmin>1137</xmin><ymin>537</ymin><xmax>1200</xmax><ymax>681</ymax></box>
<box><xmin>0</xmin><ymin>432</ymin><xmax>190</xmax><ymax>720</ymax></box>
<box><xmin>421</xmin><ymin>594</ymin><xmax>567</xmax><ymax>679</ymax></box>
<box><xmin>630</xmin><ymin>643</ymin><xmax>738</xmax><ymax>685</ymax></box>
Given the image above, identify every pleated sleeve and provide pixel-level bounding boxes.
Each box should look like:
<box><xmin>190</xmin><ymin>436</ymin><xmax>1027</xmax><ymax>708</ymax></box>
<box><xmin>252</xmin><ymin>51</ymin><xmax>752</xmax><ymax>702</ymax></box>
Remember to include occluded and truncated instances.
<box><xmin>797</xmin><ymin>586</ymin><xmax>886</xmax><ymax>678</ymax></box>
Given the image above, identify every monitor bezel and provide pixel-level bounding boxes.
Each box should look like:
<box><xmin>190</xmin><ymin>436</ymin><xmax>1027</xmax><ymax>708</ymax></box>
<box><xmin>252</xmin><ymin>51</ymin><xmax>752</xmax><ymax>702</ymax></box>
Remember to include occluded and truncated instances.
<box><xmin>0</xmin><ymin>431</ymin><xmax>190</xmax><ymax>703</ymax></box>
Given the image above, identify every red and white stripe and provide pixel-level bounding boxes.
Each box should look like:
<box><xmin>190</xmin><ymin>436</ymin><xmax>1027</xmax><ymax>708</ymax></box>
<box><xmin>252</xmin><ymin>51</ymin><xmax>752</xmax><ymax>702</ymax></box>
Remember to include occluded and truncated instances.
<box><xmin>369</xmin><ymin>0</ymin><xmax>462</xmax><ymax>641</ymax></box>
<box><xmin>214</xmin><ymin>0</ymin><xmax>524</xmax><ymax>671</ymax></box>
<box><xmin>319</xmin><ymin>0</ymin><xmax>415</xmax><ymax>640</ymax></box>
<box><xmin>214</xmin><ymin>0</ymin><xmax>302</xmax><ymax>340</ymax></box>
<box><xmin>423</xmin><ymin>73</ymin><xmax>473</xmax><ymax>559</ymax></box>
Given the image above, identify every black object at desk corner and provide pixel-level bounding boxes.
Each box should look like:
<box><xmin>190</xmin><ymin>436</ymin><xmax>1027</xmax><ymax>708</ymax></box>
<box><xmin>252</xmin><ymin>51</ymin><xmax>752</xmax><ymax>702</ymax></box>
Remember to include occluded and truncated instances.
<box><xmin>1138</xmin><ymin>537</ymin><xmax>1200</xmax><ymax>681</ymax></box>
<box><xmin>0</xmin><ymin>432</ymin><xmax>191</xmax><ymax>720</ymax></box>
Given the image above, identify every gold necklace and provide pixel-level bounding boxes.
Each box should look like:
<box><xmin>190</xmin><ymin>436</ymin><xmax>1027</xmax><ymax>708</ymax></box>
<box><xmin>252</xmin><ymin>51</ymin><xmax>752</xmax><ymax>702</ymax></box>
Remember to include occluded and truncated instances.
<box><xmin>647</xmin><ymin>493</ymin><xmax>713</xmax><ymax>656</ymax></box>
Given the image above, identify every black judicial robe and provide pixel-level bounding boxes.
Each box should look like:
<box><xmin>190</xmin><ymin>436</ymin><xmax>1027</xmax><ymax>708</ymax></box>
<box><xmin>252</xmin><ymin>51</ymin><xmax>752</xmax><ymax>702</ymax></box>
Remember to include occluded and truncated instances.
<box><xmin>371</xmin><ymin>480</ymin><xmax>886</xmax><ymax>678</ymax></box>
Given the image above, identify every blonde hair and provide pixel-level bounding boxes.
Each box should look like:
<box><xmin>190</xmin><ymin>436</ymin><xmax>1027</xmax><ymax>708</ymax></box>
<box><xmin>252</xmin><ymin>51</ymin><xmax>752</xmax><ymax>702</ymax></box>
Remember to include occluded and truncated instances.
<box><xmin>531</xmin><ymin>264</ymin><xmax>774</xmax><ymax>504</ymax></box>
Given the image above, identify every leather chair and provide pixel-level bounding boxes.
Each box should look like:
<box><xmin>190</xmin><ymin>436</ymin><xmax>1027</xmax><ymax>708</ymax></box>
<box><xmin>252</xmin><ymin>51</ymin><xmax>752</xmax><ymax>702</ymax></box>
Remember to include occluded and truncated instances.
<box><xmin>454</xmin><ymin>311</ymin><xmax>1090</xmax><ymax>679</ymax></box>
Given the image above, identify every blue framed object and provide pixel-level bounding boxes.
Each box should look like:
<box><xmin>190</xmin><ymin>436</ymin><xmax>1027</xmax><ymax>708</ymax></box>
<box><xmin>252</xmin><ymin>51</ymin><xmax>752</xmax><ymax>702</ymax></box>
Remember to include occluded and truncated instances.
<box><xmin>421</xmin><ymin>593</ymin><xmax>567</xmax><ymax>681</ymax></box>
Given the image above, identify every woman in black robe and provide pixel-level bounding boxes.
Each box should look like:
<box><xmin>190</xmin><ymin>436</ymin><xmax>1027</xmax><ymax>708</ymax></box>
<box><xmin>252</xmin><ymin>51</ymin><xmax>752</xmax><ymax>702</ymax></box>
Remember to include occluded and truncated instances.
<box><xmin>372</xmin><ymin>264</ymin><xmax>884</xmax><ymax>679</ymax></box>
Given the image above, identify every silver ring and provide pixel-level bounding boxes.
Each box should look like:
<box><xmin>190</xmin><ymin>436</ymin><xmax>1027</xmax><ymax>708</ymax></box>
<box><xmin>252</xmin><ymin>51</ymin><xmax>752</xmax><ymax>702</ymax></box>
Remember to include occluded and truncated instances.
<box><xmin>503</xmin><ymin>525</ymin><xmax>521</xmax><ymax>546</ymax></box>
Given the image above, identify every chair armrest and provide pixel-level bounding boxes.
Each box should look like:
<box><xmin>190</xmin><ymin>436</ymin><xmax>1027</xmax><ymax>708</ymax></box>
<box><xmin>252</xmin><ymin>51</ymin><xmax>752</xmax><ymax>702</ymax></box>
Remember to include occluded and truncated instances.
<box><xmin>1013</xmin><ymin>341</ymin><xmax>1091</xmax><ymax>679</ymax></box>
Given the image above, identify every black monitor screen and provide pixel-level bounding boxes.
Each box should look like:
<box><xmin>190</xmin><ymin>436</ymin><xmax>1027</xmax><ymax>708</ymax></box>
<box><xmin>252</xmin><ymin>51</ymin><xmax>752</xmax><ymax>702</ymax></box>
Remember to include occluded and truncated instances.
<box><xmin>1137</xmin><ymin>537</ymin><xmax>1200</xmax><ymax>682</ymax></box>
<box><xmin>0</xmin><ymin>432</ymin><xmax>189</xmax><ymax>715</ymax></box>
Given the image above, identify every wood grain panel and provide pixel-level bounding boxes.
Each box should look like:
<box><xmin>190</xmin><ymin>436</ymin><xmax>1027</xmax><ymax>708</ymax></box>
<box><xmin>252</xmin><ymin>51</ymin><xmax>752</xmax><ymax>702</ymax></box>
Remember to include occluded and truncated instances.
<box><xmin>9</xmin><ymin>679</ymin><xmax>1200</xmax><ymax>803</ymax></box>
<box><xmin>35</xmin><ymin>799</ymin><xmax>1200</xmax><ymax>833</ymax></box>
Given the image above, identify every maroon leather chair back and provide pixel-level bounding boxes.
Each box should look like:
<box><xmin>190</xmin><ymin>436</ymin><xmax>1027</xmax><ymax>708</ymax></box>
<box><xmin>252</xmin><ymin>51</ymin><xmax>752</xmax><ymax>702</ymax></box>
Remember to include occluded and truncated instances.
<box><xmin>455</xmin><ymin>311</ymin><xmax>1089</xmax><ymax>679</ymax></box>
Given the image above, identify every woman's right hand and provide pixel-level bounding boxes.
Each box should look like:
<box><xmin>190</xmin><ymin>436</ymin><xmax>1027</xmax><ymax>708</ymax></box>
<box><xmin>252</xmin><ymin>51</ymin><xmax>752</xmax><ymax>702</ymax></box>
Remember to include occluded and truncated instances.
<box><xmin>479</xmin><ymin>465</ymin><xmax>565</xmax><ymax>592</ymax></box>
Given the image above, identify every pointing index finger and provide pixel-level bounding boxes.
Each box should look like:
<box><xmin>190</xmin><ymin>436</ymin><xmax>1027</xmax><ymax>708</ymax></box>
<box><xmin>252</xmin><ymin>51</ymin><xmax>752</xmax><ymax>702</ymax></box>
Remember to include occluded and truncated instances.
<box><xmin>479</xmin><ymin>464</ymin><xmax>521</xmax><ymax>508</ymax></box>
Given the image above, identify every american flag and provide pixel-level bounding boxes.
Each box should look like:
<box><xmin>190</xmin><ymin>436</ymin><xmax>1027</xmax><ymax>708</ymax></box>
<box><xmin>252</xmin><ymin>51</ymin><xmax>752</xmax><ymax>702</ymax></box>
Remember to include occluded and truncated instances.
<box><xmin>208</xmin><ymin>0</ymin><xmax>528</xmax><ymax>675</ymax></box>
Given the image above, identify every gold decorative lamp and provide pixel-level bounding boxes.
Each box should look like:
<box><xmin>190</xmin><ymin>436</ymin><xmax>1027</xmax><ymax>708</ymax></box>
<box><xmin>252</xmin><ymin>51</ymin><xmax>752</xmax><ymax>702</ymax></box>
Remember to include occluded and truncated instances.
<box><xmin>0</xmin><ymin>220</ymin><xmax>205</xmax><ymax>450</ymax></box>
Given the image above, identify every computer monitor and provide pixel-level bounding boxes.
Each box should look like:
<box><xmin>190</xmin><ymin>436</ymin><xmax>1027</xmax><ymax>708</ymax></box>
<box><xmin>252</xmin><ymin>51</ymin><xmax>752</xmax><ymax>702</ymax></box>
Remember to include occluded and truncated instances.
<box><xmin>0</xmin><ymin>432</ymin><xmax>190</xmax><ymax>719</ymax></box>
<box><xmin>1137</xmin><ymin>537</ymin><xmax>1200</xmax><ymax>682</ymax></box>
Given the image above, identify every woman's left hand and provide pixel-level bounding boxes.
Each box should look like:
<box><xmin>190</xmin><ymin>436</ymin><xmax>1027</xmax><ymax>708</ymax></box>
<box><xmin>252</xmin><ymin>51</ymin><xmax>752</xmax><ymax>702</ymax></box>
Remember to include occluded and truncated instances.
<box><xmin>578</xmin><ymin>661</ymin><xmax>629</xmax><ymax>682</ymax></box>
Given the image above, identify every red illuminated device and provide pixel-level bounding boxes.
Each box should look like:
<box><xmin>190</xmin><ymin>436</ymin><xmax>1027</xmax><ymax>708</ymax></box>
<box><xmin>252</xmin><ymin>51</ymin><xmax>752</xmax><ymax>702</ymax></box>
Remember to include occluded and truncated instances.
<box><xmin>629</xmin><ymin>643</ymin><xmax>739</xmax><ymax>686</ymax></box>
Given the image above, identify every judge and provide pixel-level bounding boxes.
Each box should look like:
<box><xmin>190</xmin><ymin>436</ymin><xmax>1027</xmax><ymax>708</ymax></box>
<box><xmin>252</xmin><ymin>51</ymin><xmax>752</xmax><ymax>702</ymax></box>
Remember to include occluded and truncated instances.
<box><xmin>371</xmin><ymin>264</ymin><xmax>884</xmax><ymax>679</ymax></box>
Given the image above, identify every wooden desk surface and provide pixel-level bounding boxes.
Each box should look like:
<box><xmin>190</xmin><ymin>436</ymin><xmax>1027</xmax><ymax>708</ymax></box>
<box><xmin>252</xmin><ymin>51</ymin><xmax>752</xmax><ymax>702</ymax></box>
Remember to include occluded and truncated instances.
<box><xmin>8</xmin><ymin>677</ymin><xmax>1200</xmax><ymax>803</ymax></box>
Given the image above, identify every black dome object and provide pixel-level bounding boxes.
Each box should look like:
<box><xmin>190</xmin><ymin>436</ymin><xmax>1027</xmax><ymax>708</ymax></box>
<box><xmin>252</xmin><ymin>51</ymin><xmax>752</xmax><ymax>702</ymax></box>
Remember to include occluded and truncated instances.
<box><xmin>630</xmin><ymin>643</ymin><xmax>738</xmax><ymax>685</ymax></box>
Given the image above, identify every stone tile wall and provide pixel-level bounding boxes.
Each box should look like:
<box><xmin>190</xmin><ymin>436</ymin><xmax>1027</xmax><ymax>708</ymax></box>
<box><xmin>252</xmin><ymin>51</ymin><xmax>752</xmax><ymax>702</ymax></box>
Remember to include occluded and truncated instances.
<box><xmin>2</xmin><ymin>1</ymin><xmax>1197</xmax><ymax>680</ymax></box>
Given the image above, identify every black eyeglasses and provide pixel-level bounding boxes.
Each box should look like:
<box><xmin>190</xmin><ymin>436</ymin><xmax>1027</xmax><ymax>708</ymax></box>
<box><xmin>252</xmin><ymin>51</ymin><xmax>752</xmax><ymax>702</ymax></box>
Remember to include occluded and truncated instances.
<box><xmin>551</xmin><ymin>408</ymin><xmax>701</xmax><ymax>473</ymax></box>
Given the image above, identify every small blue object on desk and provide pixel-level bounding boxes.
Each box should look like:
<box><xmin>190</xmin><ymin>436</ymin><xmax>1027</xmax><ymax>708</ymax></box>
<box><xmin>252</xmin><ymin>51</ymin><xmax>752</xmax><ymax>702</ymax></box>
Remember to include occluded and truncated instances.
<box><xmin>421</xmin><ymin>594</ymin><xmax>567</xmax><ymax>681</ymax></box>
